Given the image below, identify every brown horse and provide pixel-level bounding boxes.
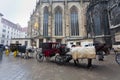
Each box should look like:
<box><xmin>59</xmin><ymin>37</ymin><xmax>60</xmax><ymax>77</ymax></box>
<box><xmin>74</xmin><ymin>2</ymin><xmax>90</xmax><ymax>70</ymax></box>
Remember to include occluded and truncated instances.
<box><xmin>95</xmin><ymin>42</ymin><xmax>111</xmax><ymax>55</ymax></box>
<box><xmin>88</xmin><ymin>42</ymin><xmax>111</xmax><ymax>67</ymax></box>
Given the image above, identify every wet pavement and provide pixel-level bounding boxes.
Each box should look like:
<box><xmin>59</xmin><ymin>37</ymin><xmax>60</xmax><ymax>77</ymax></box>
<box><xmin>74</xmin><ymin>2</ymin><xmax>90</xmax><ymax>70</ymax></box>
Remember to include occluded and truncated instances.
<box><xmin>0</xmin><ymin>52</ymin><xmax>120</xmax><ymax>80</ymax></box>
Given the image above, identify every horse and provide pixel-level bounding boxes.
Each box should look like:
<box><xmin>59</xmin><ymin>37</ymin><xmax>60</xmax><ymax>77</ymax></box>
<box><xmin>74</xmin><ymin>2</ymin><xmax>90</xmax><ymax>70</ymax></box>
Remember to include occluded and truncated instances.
<box><xmin>17</xmin><ymin>45</ymin><xmax>26</xmax><ymax>57</ymax></box>
<box><xmin>73</xmin><ymin>42</ymin><xmax>111</xmax><ymax>68</ymax></box>
<box><xmin>94</xmin><ymin>41</ymin><xmax>111</xmax><ymax>61</ymax></box>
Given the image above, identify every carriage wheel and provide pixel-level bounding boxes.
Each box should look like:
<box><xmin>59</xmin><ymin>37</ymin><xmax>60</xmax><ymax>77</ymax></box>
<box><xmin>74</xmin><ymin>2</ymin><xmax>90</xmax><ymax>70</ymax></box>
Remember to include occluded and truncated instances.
<box><xmin>36</xmin><ymin>52</ymin><xmax>44</xmax><ymax>62</ymax></box>
<box><xmin>55</xmin><ymin>55</ymin><xmax>64</xmax><ymax>65</ymax></box>
<box><xmin>115</xmin><ymin>53</ymin><xmax>120</xmax><ymax>65</ymax></box>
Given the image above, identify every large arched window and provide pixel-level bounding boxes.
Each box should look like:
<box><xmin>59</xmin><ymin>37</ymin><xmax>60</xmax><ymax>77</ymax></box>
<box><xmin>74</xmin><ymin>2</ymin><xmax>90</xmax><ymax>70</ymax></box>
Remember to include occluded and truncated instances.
<box><xmin>70</xmin><ymin>6</ymin><xmax>79</xmax><ymax>36</ymax></box>
<box><xmin>55</xmin><ymin>6</ymin><xmax>63</xmax><ymax>36</ymax></box>
<box><xmin>93</xmin><ymin>8</ymin><xmax>102</xmax><ymax>35</ymax></box>
<box><xmin>43</xmin><ymin>6</ymin><xmax>49</xmax><ymax>37</ymax></box>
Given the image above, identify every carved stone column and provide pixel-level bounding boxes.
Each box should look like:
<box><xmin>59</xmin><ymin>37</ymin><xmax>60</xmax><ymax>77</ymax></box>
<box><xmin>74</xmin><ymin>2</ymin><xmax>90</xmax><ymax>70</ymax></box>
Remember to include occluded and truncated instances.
<box><xmin>65</xmin><ymin>0</ymin><xmax>69</xmax><ymax>37</ymax></box>
<box><xmin>48</xmin><ymin>0</ymin><xmax>52</xmax><ymax>41</ymax></box>
<box><xmin>80</xmin><ymin>0</ymin><xmax>89</xmax><ymax>38</ymax></box>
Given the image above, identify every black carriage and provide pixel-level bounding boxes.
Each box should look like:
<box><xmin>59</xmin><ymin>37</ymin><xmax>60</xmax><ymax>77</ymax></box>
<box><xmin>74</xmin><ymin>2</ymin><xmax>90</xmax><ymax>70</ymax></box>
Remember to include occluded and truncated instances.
<box><xmin>10</xmin><ymin>43</ymin><xmax>21</xmax><ymax>52</ymax></box>
<box><xmin>10</xmin><ymin>43</ymin><xmax>27</xmax><ymax>57</ymax></box>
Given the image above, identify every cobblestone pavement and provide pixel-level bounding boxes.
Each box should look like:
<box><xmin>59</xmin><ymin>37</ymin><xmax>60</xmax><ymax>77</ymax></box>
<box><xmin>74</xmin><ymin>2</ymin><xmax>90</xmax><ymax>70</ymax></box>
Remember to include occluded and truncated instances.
<box><xmin>0</xmin><ymin>52</ymin><xmax>120</xmax><ymax>80</ymax></box>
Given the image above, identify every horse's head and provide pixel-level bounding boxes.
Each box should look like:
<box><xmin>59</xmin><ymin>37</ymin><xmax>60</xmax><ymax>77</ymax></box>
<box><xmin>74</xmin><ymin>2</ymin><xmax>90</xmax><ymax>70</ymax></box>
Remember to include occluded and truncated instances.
<box><xmin>94</xmin><ymin>42</ymin><xmax>111</xmax><ymax>55</ymax></box>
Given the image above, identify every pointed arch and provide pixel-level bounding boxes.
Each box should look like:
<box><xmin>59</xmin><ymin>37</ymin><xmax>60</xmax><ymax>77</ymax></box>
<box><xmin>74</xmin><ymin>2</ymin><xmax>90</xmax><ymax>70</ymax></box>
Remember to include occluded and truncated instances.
<box><xmin>55</xmin><ymin>6</ymin><xmax>62</xmax><ymax>13</ymax></box>
<box><xmin>54</xmin><ymin>6</ymin><xmax>63</xmax><ymax>36</ymax></box>
<box><xmin>70</xmin><ymin>6</ymin><xmax>79</xmax><ymax>36</ymax></box>
<box><xmin>43</xmin><ymin>6</ymin><xmax>49</xmax><ymax>37</ymax></box>
<box><xmin>70</xmin><ymin>6</ymin><xmax>78</xmax><ymax>14</ymax></box>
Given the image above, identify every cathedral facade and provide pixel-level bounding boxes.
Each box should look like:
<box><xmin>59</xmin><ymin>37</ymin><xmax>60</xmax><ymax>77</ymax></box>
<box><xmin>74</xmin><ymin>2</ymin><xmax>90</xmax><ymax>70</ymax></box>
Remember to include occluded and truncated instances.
<box><xmin>28</xmin><ymin>0</ymin><xmax>90</xmax><ymax>47</ymax></box>
<box><xmin>86</xmin><ymin>0</ymin><xmax>111</xmax><ymax>45</ymax></box>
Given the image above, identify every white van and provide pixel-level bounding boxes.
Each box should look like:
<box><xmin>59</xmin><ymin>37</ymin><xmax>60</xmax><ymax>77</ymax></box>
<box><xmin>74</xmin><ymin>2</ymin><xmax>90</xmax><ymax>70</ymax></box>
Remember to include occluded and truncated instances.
<box><xmin>81</xmin><ymin>42</ymin><xmax>94</xmax><ymax>47</ymax></box>
<box><xmin>66</xmin><ymin>42</ymin><xmax>76</xmax><ymax>49</ymax></box>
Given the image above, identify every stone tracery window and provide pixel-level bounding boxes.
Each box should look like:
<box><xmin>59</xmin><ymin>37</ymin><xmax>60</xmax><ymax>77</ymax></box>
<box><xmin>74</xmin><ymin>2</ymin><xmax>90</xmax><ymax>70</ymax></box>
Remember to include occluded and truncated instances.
<box><xmin>55</xmin><ymin>6</ymin><xmax>63</xmax><ymax>36</ymax></box>
<box><xmin>43</xmin><ymin>6</ymin><xmax>49</xmax><ymax>37</ymax></box>
<box><xmin>93</xmin><ymin>6</ymin><xmax>102</xmax><ymax>35</ymax></box>
<box><xmin>70</xmin><ymin>6</ymin><xmax>79</xmax><ymax>36</ymax></box>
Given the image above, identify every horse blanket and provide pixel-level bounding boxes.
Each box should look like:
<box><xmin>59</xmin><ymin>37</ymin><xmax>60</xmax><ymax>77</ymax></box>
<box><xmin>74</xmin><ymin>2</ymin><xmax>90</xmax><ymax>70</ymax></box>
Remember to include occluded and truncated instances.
<box><xmin>71</xmin><ymin>46</ymin><xmax>96</xmax><ymax>60</ymax></box>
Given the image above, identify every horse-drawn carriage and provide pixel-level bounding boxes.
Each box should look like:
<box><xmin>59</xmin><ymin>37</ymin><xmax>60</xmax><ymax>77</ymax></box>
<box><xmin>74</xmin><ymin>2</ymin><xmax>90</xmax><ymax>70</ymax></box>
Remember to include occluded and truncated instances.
<box><xmin>10</xmin><ymin>43</ymin><xmax>35</xmax><ymax>58</ymax></box>
<box><xmin>10</xmin><ymin>43</ymin><xmax>26</xmax><ymax>57</ymax></box>
<box><xmin>36</xmin><ymin>41</ymin><xmax>111</xmax><ymax>68</ymax></box>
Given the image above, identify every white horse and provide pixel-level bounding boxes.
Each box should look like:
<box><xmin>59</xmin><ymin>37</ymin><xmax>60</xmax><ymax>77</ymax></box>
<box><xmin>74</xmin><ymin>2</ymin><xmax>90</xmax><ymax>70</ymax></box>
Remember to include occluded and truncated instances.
<box><xmin>67</xmin><ymin>45</ymin><xmax>96</xmax><ymax>68</ymax></box>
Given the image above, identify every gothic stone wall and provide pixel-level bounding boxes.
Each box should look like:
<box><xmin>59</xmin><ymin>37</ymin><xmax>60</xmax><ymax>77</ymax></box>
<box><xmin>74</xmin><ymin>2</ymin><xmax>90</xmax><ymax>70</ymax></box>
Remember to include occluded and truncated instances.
<box><xmin>29</xmin><ymin>1</ymin><xmax>89</xmax><ymax>44</ymax></box>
